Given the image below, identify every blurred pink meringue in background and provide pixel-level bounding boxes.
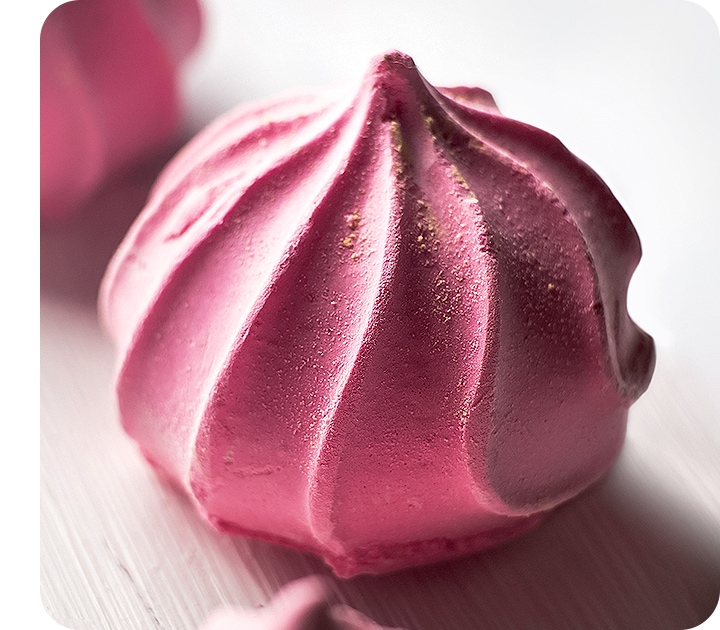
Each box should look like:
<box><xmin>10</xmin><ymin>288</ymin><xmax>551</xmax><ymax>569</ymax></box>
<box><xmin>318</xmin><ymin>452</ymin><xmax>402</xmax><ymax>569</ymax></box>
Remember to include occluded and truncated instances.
<box><xmin>40</xmin><ymin>0</ymin><xmax>202</xmax><ymax>219</ymax></box>
<box><xmin>199</xmin><ymin>577</ymin><xmax>407</xmax><ymax>630</ymax></box>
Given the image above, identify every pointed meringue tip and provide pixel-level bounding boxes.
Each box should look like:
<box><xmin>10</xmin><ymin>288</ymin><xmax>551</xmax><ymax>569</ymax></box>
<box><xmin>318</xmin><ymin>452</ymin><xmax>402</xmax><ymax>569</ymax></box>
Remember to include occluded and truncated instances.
<box><xmin>365</xmin><ymin>50</ymin><xmax>418</xmax><ymax>83</ymax></box>
<box><xmin>373</xmin><ymin>50</ymin><xmax>416</xmax><ymax>70</ymax></box>
<box><xmin>361</xmin><ymin>50</ymin><xmax>427</xmax><ymax>118</ymax></box>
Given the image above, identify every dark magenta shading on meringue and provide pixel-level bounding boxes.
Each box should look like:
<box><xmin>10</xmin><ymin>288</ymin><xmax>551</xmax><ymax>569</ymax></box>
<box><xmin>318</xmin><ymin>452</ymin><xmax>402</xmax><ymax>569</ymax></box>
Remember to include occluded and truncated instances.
<box><xmin>100</xmin><ymin>51</ymin><xmax>654</xmax><ymax>576</ymax></box>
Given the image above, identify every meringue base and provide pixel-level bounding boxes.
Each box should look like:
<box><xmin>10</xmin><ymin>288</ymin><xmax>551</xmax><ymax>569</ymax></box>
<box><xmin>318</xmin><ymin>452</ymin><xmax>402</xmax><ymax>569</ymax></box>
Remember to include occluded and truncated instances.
<box><xmin>204</xmin><ymin>510</ymin><xmax>545</xmax><ymax>577</ymax></box>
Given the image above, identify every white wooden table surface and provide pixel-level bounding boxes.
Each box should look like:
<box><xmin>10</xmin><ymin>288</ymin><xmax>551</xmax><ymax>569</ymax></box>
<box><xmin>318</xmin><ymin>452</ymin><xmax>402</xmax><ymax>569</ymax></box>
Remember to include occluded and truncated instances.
<box><xmin>40</xmin><ymin>1</ymin><xmax>720</xmax><ymax>628</ymax></box>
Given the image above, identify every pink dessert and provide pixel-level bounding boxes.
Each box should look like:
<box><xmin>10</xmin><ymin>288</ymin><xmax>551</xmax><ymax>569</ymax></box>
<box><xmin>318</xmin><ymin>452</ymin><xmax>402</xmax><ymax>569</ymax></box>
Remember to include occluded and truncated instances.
<box><xmin>40</xmin><ymin>0</ymin><xmax>202</xmax><ymax>219</ymax></box>
<box><xmin>100</xmin><ymin>51</ymin><xmax>655</xmax><ymax>576</ymax></box>
<box><xmin>200</xmin><ymin>577</ymin><xmax>405</xmax><ymax>630</ymax></box>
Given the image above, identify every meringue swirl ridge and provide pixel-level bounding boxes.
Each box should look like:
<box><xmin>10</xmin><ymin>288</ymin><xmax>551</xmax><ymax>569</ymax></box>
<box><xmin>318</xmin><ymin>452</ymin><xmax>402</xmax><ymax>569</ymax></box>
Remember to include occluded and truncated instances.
<box><xmin>100</xmin><ymin>50</ymin><xmax>654</xmax><ymax>576</ymax></box>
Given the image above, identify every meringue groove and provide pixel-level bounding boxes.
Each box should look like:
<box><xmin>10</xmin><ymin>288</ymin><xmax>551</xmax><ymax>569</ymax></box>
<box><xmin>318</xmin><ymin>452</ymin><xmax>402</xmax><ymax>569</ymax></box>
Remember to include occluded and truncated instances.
<box><xmin>100</xmin><ymin>51</ymin><xmax>654</xmax><ymax>576</ymax></box>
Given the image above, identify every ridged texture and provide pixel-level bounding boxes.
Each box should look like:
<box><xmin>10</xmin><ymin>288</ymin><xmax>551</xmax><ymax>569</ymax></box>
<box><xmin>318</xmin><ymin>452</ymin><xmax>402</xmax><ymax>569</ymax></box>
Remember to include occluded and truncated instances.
<box><xmin>100</xmin><ymin>51</ymin><xmax>655</xmax><ymax>576</ymax></box>
<box><xmin>40</xmin><ymin>0</ymin><xmax>202</xmax><ymax>219</ymax></box>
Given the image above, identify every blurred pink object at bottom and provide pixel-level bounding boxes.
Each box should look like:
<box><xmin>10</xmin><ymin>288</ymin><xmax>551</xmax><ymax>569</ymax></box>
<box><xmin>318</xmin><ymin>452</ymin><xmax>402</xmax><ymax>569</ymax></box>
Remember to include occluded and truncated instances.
<box><xmin>199</xmin><ymin>577</ymin><xmax>407</xmax><ymax>630</ymax></box>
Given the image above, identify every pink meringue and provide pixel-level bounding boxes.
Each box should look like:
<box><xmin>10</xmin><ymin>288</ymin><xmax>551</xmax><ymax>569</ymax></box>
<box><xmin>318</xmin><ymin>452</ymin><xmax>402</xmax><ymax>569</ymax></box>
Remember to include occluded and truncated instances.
<box><xmin>40</xmin><ymin>0</ymin><xmax>202</xmax><ymax>219</ymax></box>
<box><xmin>100</xmin><ymin>51</ymin><xmax>654</xmax><ymax>576</ymax></box>
<box><xmin>199</xmin><ymin>577</ymin><xmax>405</xmax><ymax>630</ymax></box>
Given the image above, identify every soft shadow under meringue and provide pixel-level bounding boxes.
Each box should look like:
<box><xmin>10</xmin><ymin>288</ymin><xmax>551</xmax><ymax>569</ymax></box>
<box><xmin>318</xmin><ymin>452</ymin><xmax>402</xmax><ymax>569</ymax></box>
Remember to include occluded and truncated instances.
<box><xmin>237</xmin><ymin>445</ymin><xmax>719</xmax><ymax>630</ymax></box>
<box><xmin>40</xmin><ymin>142</ymin><xmax>186</xmax><ymax>305</ymax></box>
